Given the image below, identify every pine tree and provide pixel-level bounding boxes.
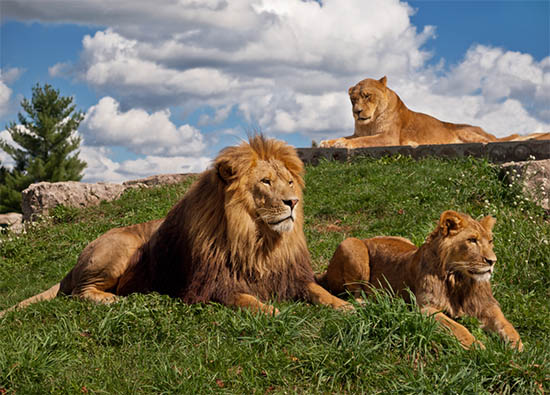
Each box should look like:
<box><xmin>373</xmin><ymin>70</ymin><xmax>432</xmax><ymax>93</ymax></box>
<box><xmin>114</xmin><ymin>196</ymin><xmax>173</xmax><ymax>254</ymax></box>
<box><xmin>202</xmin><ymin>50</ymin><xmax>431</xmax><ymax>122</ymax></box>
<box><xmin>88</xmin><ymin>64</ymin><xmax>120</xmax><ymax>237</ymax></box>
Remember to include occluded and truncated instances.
<box><xmin>0</xmin><ymin>83</ymin><xmax>87</xmax><ymax>213</ymax></box>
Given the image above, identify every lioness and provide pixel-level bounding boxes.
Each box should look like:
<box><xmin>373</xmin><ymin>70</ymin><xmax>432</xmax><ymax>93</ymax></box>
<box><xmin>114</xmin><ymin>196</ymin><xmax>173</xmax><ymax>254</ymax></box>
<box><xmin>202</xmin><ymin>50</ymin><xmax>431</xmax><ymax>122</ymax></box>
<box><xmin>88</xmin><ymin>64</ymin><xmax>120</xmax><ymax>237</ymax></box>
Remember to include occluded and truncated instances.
<box><xmin>317</xmin><ymin>210</ymin><xmax>523</xmax><ymax>350</ymax></box>
<box><xmin>1</xmin><ymin>135</ymin><xmax>350</xmax><ymax>318</ymax></box>
<box><xmin>320</xmin><ymin>76</ymin><xmax>549</xmax><ymax>148</ymax></box>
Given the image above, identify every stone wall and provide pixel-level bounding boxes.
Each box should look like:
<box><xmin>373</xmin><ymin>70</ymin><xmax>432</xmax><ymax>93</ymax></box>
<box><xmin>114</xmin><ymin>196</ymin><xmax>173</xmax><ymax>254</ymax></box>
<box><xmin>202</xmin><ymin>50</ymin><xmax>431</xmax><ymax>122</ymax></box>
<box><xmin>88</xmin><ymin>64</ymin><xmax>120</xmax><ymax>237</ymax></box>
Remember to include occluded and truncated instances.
<box><xmin>298</xmin><ymin>140</ymin><xmax>549</xmax><ymax>165</ymax></box>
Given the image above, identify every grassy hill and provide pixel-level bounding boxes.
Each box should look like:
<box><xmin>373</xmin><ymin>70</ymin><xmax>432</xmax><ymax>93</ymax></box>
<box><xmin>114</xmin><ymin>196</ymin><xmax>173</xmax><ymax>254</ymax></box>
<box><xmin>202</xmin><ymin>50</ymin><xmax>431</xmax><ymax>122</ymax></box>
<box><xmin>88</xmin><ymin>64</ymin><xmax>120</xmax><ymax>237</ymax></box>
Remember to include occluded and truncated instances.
<box><xmin>1</xmin><ymin>156</ymin><xmax>549</xmax><ymax>393</ymax></box>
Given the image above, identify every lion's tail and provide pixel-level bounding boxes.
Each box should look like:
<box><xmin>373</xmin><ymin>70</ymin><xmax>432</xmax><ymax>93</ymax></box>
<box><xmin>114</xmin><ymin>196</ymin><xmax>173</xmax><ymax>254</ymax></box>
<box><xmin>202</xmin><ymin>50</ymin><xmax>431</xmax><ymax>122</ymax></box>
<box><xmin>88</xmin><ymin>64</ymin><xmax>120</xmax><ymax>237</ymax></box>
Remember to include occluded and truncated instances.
<box><xmin>0</xmin><ymin>283</ymin><xmax>61</xmax><ymax>319</ymax></box>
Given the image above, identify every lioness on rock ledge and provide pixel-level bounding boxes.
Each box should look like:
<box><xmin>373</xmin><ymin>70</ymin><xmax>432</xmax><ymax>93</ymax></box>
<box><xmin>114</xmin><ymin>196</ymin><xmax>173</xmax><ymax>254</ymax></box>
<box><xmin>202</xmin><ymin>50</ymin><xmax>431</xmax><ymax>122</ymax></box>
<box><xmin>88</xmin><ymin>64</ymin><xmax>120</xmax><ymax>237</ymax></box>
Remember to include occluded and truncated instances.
<box><xmin>317</xmin><ymin>210</ymin><xmax>523</xmax><ymax>351</ymax></box>
<box><xmin>1</xmin><ymin>135</ymin><xmax>351</xmax><ymax>318</ymax></box>
<box><xmin>320</xmin><ymin>76</ymin><xmax>549</xmax><ymax>148</ymax></box>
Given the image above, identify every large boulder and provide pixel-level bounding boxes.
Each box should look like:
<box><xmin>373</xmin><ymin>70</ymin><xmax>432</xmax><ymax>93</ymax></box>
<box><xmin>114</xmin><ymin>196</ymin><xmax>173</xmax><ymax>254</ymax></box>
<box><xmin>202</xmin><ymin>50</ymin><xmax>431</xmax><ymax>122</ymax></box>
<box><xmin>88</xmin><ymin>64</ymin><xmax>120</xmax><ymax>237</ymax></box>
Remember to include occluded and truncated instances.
<box><xmin>501</xmin><ymin>159</ymin><xmax>550</xmax><ymax>211</ymax></box>
<box><xmin>21</xmin><ymin>181</ymin><xmax>127</xmax><ymax>221</ymax></box>
<box><xmin>20</xmin><ymin>174</ymin><xmax>193</xmax><ymax>222</ymax></box>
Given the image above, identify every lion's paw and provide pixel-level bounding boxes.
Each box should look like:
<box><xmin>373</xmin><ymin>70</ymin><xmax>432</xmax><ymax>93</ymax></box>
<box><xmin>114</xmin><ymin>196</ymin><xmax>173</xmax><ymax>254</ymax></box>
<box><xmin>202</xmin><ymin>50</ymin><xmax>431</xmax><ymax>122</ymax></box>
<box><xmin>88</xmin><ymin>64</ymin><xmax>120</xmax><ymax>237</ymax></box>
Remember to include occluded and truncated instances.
<box><xmin>320</xmin><ymin>138</ymin><xmax>348</xmax><ymax>148</ymax></box>
<box><xmin>260</xmin><ymin>304</ymin><xmax>280</xmax><ymax>316</ymax></box>
<box><xmin>330</xmin><ymin>138</ymin><xmax>354</xmax><ymax>148</ymax></box>
<box><xmin>472</xmin><ymin>339</ymin><xmax>486</xmax><ymax>350</ymax></box>
<box><xmin>512</xmin><ymin>338</ymin><xmax>524</xmax><ymax>352</ymax></box>
<box><xmin>459</xmin><ymin>334</ymin><xmax>485</xmax><ymax>350</ymax></box>
<box><xmin>335</xmin><ymin>301</ymin><xmax>355</xmax><ymax>312</ymax></box>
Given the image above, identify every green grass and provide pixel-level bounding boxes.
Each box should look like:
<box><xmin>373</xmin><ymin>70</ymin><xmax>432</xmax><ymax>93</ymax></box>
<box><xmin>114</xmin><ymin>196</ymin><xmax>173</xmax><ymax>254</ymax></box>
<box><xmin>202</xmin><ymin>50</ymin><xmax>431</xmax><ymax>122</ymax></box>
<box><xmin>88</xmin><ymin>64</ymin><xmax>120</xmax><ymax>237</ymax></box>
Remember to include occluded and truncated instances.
<box><xmin>1</xmin><ymin>156</ymin><xmax>549</xmax><ymax>393</ymax></box>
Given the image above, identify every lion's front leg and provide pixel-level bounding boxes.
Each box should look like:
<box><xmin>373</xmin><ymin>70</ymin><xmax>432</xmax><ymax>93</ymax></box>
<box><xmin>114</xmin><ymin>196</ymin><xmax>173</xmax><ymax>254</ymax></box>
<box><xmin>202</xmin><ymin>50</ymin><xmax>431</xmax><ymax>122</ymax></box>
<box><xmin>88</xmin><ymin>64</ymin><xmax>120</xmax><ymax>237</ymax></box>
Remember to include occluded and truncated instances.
<box><xmin>306</xmin><ymin>282</ymin><xmax>353</xmax><ymax>311</ymax></box>
<box><xmin>422</xmin><ymin>305</ymin><xmax>485</xmax><ymax>350</ymax></box>
<box><xmin>478</xmin><ymin>304</ymin><xmax>523</xmax><ymax>351</ymax></box>
<box><xmin>229</xmin><ymin>293</ymin><xmax>280</xmax><ymax>316</ymax></box>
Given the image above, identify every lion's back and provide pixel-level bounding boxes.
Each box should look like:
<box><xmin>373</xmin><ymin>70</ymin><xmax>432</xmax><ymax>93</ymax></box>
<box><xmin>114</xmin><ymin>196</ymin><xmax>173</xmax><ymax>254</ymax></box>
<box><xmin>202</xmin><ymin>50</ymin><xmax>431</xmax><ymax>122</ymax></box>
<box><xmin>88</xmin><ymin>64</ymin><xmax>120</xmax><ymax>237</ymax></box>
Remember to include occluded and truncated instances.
<box><xmin>363</xmin><ymin>236</ymin><xmax>418</xmax><ymax>295</ymax></box>
<box><xmin>399</xmin><ymin>108</ymin><xmax>496</xmax><ymax>145</ymax></box>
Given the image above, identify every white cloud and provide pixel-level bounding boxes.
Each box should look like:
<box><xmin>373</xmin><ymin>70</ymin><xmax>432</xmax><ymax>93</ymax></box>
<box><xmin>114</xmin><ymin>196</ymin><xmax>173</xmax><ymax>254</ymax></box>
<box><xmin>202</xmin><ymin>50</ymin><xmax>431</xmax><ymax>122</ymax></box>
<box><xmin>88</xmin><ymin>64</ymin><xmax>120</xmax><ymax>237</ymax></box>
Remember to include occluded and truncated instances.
<box><xmin>476</xmin><ymin>99</ymin><xmax>549</xmax><ymax>136</ymax></box>
<box><xmin>198</xmin><ymin>105</ymin><xmax>233</xmax><ymax>126</ymax></box>
<box><xmin>0</xmin><ymin>130</ymin><xmax>15</xmax><ymax>167</ymax></box>
<box><xmin>48</xmin><ymin>62</ymin><xmax>70</xmax><ymax>77</ymax></box>
<box><xmin>80</xmin><ymin>145</ymin><xmax>211</xmax><ymax>183</ymax></box>
<box><xmin>76</xmin><ymin>30</ymin><xmax>237</xmax><ymax>99</ymax></box>
<box><xmin>79</xmin><ymin>96</ymin><xmax>211</xmax><ymax>182</ymax></box>
<box><xmin>0</xmin><ymin>127</ymin><xmax>26</xmax><ymax>168</ymax></box>
<box><xmin>5</xmin><ymin>0</ymin><xmax>549</xmax><ymax>149</ymax></box>
<box><xmin>43</xmin><ymin>0</ymin><xmax>434</xmax><ymax>138</ymax></box>
<box><xmin>81</xmin><ymin>96</ymin><xmax>206</xmax><ymax>156</ymax></box>
<box><xmin>0</xmin><ymin>68</ymin><xmax>23</xmax><ymax>85</ymax></box>
<box><xmin>435</xmin><ymin>45</ymin><xmax>550</xmax><ymax>122</ymax></box>
<box><xmin>392</xmin><ymin>44</ymin><xmax>550</xmax><ymax>137</ymax></box>
<box><xmin>116</xmin><ymin>155</ymin><xmax>211</xmax><ymax>179</ymax></box>
<box><xmin>0</xmin><ymin>68</ymin><xmax>22</xmax><ymax>118</ymax></box>
<box><xmin>1</xmin><ymin>96</ymin><xmax>212</xmax><ymax>181</ymax></box>
<box><xmin>79</xmin><ymin>145</ymin><xmax>124</xmax><ymax>183</ymax></box>
<box><xmin>247</xmin><ymin>91</ymin><xmax>352</xmax><ymax>135</ymax></box>
<box><xmin>0</xmin><ymin>81</ymin><xmax>12</xmax><ymax>119</ymax></box>
<box><xmin>397</xmin><ymin>83</ymin><xmax>550</xmax><ymax>137</ymax></box>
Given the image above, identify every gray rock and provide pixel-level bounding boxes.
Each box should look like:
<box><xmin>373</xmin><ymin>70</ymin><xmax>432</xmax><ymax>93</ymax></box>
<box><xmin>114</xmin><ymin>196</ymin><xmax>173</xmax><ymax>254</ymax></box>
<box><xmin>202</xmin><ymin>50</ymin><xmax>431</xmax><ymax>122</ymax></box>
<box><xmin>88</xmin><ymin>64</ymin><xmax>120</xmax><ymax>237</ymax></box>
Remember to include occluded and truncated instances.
<box><xmin>0</xmin><ymin>212</ymin><xmax>23</xmax><ymax>233</ymax></box>
<box><xmin>0</xmin><ymin>212</ymin><xmax>23</xmax><ymax>227</ymax></box>
<box><xmin>123</xmin><ymin>173</ymin><xmax>191</xmax><ymax>188</ymax></box>
<box><xmin>501</xmin><ymin>159</ymin><xmax>550</xmax><ymax>210</ymax></box>
<box><xmin>19</xmin><ymin>173</ymin><xmax>194</xmax><ymax>222</ymax></box>
<box><xmin>21</xmin><ymin>181</ymin><xmax>127</xmax><ymax>221</ymax></box>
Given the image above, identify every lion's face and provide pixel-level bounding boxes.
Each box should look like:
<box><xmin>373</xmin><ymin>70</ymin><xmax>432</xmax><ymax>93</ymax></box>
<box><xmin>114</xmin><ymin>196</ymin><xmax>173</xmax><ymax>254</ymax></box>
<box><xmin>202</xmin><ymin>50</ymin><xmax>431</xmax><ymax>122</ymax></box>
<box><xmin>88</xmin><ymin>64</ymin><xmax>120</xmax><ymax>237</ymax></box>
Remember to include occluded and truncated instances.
<box><xmin>348</xmin><ymin>76</ymin><xmax>389</xmax><ymax>126</ymax></box>
<box><xmin>249</xmin><ymin>159</ymin><xmax>300</xmax><ymax>234</ymax></box>
<box><xmin>438</xmin><ymin>211</ymin><xmax>497</xmax><ymax>282</ymax></box>
<box><xmin>216</xmin><ymin>136</ymin><xmax>305</xmax><ymax>240</ymax></box>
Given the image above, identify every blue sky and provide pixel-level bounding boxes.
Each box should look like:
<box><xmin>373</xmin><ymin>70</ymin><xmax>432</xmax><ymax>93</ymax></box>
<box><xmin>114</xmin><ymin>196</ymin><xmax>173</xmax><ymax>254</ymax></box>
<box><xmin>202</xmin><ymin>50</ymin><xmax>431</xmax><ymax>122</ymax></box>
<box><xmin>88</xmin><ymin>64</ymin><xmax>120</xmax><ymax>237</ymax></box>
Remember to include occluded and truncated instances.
<box><xmin>1</xmin><ymin>0</ymin><xmax>549</xmax><ymax>182</ymax></box>
<box><xmin>410</xmin><ymin>1</ymin><xmax>549</xmax><ymax>64</ymax></box>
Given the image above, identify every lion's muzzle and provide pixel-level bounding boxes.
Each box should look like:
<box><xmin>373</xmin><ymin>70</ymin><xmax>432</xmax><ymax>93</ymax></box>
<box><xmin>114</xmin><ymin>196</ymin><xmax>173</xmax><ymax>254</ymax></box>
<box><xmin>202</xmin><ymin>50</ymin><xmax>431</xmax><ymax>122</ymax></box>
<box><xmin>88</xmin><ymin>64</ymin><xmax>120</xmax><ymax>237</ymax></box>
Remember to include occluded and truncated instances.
<box><xmin>266</xmin><ymin>198</ymin><xmax>299</xmax><ymax>233</ymax></box>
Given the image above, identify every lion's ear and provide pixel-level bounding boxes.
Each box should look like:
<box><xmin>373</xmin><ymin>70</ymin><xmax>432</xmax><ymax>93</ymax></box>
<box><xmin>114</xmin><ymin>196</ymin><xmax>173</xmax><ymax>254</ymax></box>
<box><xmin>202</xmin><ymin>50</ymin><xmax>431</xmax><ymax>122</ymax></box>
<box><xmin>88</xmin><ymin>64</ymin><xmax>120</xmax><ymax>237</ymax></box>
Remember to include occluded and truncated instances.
<box><xmin>348</xmin><ymin>86</ymin><xmax>354</xmax><ymax>95</ymax></box>
<box><xmin>439</xmin><ymin>210</ymin><xmax>463</xmax><ymax>236</ymax></box>
<box><xmin>379</xmin><ymin>76</ymin><xmax>387</xmax><ymax>86</ymax></box>
<box><xmin>479</xmin><ymin>215</ymin><xmax>496</xmax><ymax>231</ymax></box>
<box><xmin>216</xmin><ymin>161</ymin><xmax>234</xmax><ymax>183</ymax></box>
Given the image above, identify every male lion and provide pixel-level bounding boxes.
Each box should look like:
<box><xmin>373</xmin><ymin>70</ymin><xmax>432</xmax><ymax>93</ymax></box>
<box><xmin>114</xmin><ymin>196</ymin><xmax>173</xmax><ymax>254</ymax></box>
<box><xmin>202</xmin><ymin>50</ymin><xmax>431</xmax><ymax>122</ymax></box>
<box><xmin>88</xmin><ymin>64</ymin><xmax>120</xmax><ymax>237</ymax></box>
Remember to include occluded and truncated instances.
<box><xmin>1</xmin><ymin>136</ymin><xmax>350</xmax><ymax>318</ymax></box>
<box><xmin>317</xmin><ymin>210</ymin><xmax>523</xmax><ymax>350</ymax></box>
<box><xmin>320</xmin><ymin>76</ymin><xmax>549</xmax><ymax>148</ymax></box>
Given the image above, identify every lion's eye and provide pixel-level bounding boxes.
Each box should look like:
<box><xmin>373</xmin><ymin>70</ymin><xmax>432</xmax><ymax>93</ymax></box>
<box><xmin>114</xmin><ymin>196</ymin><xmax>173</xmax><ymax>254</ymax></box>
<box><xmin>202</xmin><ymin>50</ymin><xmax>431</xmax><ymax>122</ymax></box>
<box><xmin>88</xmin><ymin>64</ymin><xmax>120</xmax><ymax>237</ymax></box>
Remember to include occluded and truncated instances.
<box><xmin>288</xmin><ymin>180</ymin><xmax>294</xmax><ymax>187</ymax></box>
<box><xmin>468</xmin><ymin>238</ymin><xmax>478</xmax><ymax>244</ymax></box>
<box><xmin>261</xmin><ymin>178</ymin><xmax>271</xmax><ymax>186</ymax></box>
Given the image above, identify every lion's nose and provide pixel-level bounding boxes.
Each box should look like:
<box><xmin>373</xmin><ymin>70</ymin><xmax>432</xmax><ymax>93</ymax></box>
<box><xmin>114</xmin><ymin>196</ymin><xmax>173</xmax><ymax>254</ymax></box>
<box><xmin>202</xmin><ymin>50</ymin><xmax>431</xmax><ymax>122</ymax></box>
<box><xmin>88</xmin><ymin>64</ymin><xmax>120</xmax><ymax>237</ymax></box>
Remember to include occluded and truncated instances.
<box><xmin>484</xmin><ymin>257</ymin><xmax>496</xmax><ymax>265</ymax></box>
<box><xmin>283</xmin><ymin>199</ymin><xmax>299</xmax><ymax>209</ymax></box>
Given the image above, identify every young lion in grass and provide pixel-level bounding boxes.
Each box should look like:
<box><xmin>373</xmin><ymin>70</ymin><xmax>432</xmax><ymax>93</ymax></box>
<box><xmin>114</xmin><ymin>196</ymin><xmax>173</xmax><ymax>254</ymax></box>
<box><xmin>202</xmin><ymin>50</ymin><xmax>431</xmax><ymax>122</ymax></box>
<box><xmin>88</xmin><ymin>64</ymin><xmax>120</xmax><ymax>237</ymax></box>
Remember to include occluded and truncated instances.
<box><xmin>317</xmin><ymin>210</ymin><xmax>523</xmax><ymax>350</ymax></box>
